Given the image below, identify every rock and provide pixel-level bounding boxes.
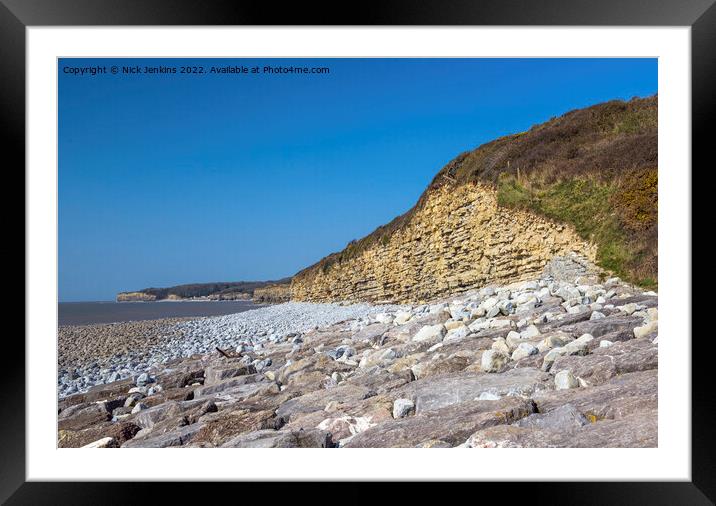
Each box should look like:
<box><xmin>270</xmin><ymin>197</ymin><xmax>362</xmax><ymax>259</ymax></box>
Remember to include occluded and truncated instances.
<box><xmin>344</xmin><ymin>397</ymin><xmax>535</xmax><ymax>448</ymax></box>
<box><xmin>193</xmin><ymin>376</ymin><xmax>263</xmax><ymax>398</ymax></box>
<box><xmin>481</xmin><ymin>349</ymin><xmax>509</xmax><ymax>373</ymax></box>
<box><xmin>131</xmin><ymin>402</ymin><xmax>148</xmax><ymax>414</ymax></box>
<box><xmin>412</xmin><ymin>324</ymin><xmax>447</xmax><ymax>343</ymax></box>
<box><xmin>542</xmin><ymin>346</ymin><xmax>569</xmax><ymax>371</ymax></box>
<box><xmin>599</xmin><ymin>340</ymin><xmax>613</xmax><ymax>348</ymax></box>
<box><xmin>254</xmin><ymin>358</ymin><xmax>272</xmax><ymax>372</ymax></box>
<box><xmin>514</xmin><ymin>403</ymin><xmax>588</xmax><ymax>431</ymax></box>
<box><xmin>491</xmin><ymin>338</ymin><xmax>511</xmax><ymax>355</ymax></box>
<box><xmin>555</xmin><ymin>370</ymin><xmax>579</xmax><ymax>390</ymax></box>
<box><xmin>81</xmin><ymin>437</ymin><xmax>118</xmax><ymax>448</ymax></box>
<box><xmin>550</xmin><ymin>339</ymin><xmax>658</xmax><ymax>387</ymax></box>
<box><xmin>444</xmin><ymin>320</ymin><xmax>466</xmax><ymax>331</ymax></box>
<box><xmin>489</xmin><ymin>319</ymin><xmax>515</xmax><ymax>330</ymax></box>
<box><xmin>634</xmin><ymin>320</ymin><xmax>658</xmax><ymax>339</ymax></box>
<box><xmin>411</xmin><ymin>353</ymin><xmax>473</xmax><ymax>379</ymax></box>
<box><xmin>146</xmin><ymin>385</ymin><xmax>163</xmax><ymax>396</ymax></box>
<box><xmin>221</xmin><ymin>429</ymin><xmax>333</xmax><ymax>448</ymax></box>
<box><xmin>204</xmin><ymin>362</ymin><xmax>256</xmax><ymax>385</ymax></box>
<box><xmin>122</xmin><ymin>423</ymin><xmax>203</xmax><ymax>448</ymax></box>
<box><xmin>520</xmin><ymin>325</ymin><xmax>540</xmax><ymax>339</ymax></box>
<box><xmin>58</xmin><ymin>421</ymin><xmax>141</xmax><ymax>448</ymax></box>
<box><xmin>539</xmin><ymin>332</ymin><xmax>573</xmax><ymax>350</ymax></box>
<box><xmin>359</xmin><ymin>348</ymin><xmax>397</xmax><ymax>369</ymax></box>
<box><xmin>443</xmin><ymin>325</ymin><xmax>470</xmax><ymax>343</ymax></box>
<box><xmin>393</xmin><ymin>398</ymin><xmax>416</xmax><ymax>419</ymax></box>
<box><xmin>394</xmin><ymin>368</ymin><xmax>550</xmax><ymax>414</ymax></box>
<box><xmin>352</xmin><ymin>323</ymin><xmax>392</xmax><ymax>344</ymax></box>
<box><xmin>464</xmin><ymin>409</ymin><xmax>656</xmax><ymax>448</ymax></box>
<box><xmin>481</xmin><ymin>297</ymin><xmax>499</xmax><ymax>311</ymax></box>
<box><xmin>486</xmin><ymin>306</ymin><xmax>501</xmax><ymax>319</ymax></box>
<box><xmin>394</xmin><ymin>311</ymin><xmax>413</xmax><ymax>325</ymax></box>
<box><xmin>566</xmin><ymin>304</ymin><xmax>589</xmax><ymax>314</ymax></box>
<box><xmin>374</xmin><ymin>313</ymin><xmax>394</xmax><ymax>325</ymax></box>
<box><xmin>123</xmin><ymin>393</ymin><xmax>143</xmax><ymax>409</ymax></box>
<box><xmin>511</xmin><ymin>342</ymin><xmax>538</xmax><ymax>361</ymax></box>
<box><xmin>135</xmin><ymin>373</ymin><xmax>150</xmax><ymax>387</ymax></box>
<box><xmin>590</xmin><ymin>311</ymin><xmax>605</xmax><ymax>320</ymax></box>
<box><xmin>618</xmin><ymin>303</ymin><xmax>639</xmax><ymax>315</ymax></box>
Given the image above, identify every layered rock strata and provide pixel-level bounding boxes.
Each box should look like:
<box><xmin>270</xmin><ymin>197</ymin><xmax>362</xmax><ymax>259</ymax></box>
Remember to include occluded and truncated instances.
<box><xmin>291</xmin><ymin>183</ymin><xmax>597</xmax><ymax>304</ymax></box>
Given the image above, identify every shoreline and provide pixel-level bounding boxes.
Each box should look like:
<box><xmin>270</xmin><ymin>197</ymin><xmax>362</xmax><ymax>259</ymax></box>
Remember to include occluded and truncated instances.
<box><xmin>58</xmin><ymin>273</ymin><xmax>659</xmax><ymax>448</ymax></box>
<box><xmin>58</xmin><ymin>299</ymin><xmax>267</xmax><ymax>327</ymax></box>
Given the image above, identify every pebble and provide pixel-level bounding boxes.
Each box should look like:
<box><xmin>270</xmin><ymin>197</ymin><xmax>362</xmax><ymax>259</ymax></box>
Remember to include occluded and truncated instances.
<box><xmin>392</xmin><ymin>398</ymin><xmax>415</xmax><ymax>419</ymax></box>
<box><xmin>555</xmin><ymin>370</ymin><xmax>579</xmax><ymax>390</ymax></box>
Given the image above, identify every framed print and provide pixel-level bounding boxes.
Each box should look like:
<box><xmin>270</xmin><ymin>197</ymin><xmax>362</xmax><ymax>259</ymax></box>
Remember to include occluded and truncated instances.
<box><xmin>5</xmin><ymin>0</ymin><xmax>712</xmax><ymax>502</ymax></box>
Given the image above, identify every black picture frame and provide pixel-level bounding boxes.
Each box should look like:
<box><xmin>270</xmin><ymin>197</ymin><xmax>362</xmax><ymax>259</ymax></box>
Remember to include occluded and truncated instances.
<box><xmin>5</xmin><ymin>0</ymin><xmax>710</xmax><ymax>502</ymax></box>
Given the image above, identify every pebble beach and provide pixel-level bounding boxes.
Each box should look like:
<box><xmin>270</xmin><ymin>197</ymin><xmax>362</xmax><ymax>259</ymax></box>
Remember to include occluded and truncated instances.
<box><xmin>58</xmin><ymin>302</ymin><xmax>406</xmax><ymax>398</ymax></box>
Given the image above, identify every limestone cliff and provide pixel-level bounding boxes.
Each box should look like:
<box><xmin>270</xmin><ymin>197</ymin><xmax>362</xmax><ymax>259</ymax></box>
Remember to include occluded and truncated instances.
<box><xmin>116</xmin><ymin>292</ymin><xmax>157</xmax><ymax>302</ymax></box>
<box><xmin>253</xmin><ymin>283</ymin><xmax>292</xmax><ymax>304</ymax></box>
<box><xmin>291</xmin><ymin>96</ymin><xmax>657</xmax><ymax>303</ymax></box>
<box><xmin>291</xmin><ymin>183</ymin><xmax>596</xmax><ymax>304</ymax></box>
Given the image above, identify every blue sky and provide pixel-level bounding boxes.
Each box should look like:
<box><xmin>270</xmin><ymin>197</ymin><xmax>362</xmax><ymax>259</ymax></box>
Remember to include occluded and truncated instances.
<box><xmin>59</xmin><ymin>58</ymin><xmax>657</xmax><ymax>301</ymax></box>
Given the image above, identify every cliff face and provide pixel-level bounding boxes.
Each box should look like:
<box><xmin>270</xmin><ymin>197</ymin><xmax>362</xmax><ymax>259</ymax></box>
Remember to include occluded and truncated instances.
<box><xmin>253</xmin><ymin>284</ymin><xmax>292</xmax><ymax>304</ymax></box>
<box><xmin>290</xmin><ymin>96</ymin><xmax>657</xmax><ymax>303</ymax></box>
<box><xmin>116</xmin><ymin>292</ymin><xmax>157</xmax><ymax>302</ymax></box>
<box><xmin>291</xmin><ymin>183</ymin><xmax>596</xmax><ymax>304</ymax></box>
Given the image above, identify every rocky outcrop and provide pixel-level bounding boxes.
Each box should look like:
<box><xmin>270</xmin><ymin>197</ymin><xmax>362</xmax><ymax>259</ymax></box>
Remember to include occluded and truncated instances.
<box><xmin>58</xmin><ymin>275</ymin><xmax>657</xmax><ymax>448</ymax></box>
<box><xmin>253</xmin><ymin>284</ymin><xmax>291</xmax><ymax>304</ymax></box>
<box><xmin>116</xmin><ymin>291</ymin><xmax>157</xmax><ymax>302</ymax></box>
<box><xmin>291</xmin><ymin>183</ymin><xmax>597</xmax><ymax>304</ymax></box>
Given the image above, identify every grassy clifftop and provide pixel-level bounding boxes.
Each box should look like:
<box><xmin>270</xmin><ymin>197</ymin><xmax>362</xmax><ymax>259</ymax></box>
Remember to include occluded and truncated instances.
<box><xmin>297</xmin><ymin>95</ymin><xmax>657</xmax><ymax>288</ymax></box>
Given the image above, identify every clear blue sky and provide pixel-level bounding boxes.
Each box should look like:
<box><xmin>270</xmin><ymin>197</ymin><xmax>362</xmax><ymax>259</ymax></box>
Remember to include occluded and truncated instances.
<box><xmin>59</xmin><ymin>58</ymin><xmax>657</xmax><ymax>301</ymax></box>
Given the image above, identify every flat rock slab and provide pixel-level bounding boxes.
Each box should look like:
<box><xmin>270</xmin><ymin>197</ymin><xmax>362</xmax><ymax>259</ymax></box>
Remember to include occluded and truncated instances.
<box><xmin>58</xmin><ymin>379</ymin><xmax>135</xmax><ymax>411</ymax></box>
<box><xmin>220</xmin><ymin>428</ymin><xmax>333</xmax><ymax>448</ymax></box>
<box><xmin>551</xmin><ymin>339</ymin><xmax>658</xmax><ymax>386</ymax></box>
<box><xmin>58</xmin><ymin>421</ymin><xmax>141</xmax><ymax>448</ymax></box>
<box><xmin>275</xmin><ymin>383</ymin><xmax>372</xmax><ymax>420</ymax></box>
<box><xmin>394</xmin><ymin>367</ymin><xmax>552</xmax><ymax>414</ymax></box>
<box><xmin>557</xmin><ymin>315</ymin><xmax>644</xmax><ymax>339</ymax></box>
<box><xmin>465</xmin><ymin>409</ymin><xmax>657</xmax><ymax>448</ymax></box>
<box><xmin>532</xmin><ymin>369</ymin><xmax>657</xmax><ymax>420</ymax></box>
<box><xmin>193</xmin><ymin>375</ymin><xmax>263</xmax><ymax>398</ymax></box>
<box><xmin>344</xmin><ymin>397</ymin><xmax>535</xmax><ymax>448</ymax></box>
<box><xmin>192</xmin><ymin>408</ymin><xmax>278</xmax><ymax>446</ymax></box>
<box><xmin>121</xmin><ymin>423</ymin><xmax>203</xmax><ymax>448</ymax></box>
<box><xmin>351</xmin><ymin>323</ymin><xmax>391</xmax><ymax>344</ymax></box>
<box><xmin>514</xmin><ymin>403</ymin><xmax>588</xmax><ymax>432</ymax></box>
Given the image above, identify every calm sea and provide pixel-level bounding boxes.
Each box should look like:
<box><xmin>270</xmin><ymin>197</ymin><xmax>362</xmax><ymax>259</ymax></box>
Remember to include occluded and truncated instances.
<box><xmin>58</xmin><ymin>300</ymin><xmax>264</xmax><ymax>326</ymax></box>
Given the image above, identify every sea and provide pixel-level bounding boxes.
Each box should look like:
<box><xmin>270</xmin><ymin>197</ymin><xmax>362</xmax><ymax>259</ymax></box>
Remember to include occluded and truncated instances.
<box><xmin>58</xmin><ymin>300</ymin><xmax>263</xmax><ymax>326</ymax></box>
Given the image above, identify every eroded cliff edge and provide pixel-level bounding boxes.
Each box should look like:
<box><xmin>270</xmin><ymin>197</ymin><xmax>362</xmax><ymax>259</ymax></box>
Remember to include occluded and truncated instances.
<box><xmin>292</xmin><ymin>183</ymin><xmax>596</xmax><ymax>303</ymax></box>
<box><xmin>291</xmin><ymin>96</ymin><xmax>657</xmax><ymax>304</ymax></box>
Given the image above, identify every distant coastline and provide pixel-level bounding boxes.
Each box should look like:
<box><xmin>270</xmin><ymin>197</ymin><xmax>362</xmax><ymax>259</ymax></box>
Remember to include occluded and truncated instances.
<box><xmin>116</xmin><ymin>279</ymin><xmax>291</xmax><ymax>303</ymax></box>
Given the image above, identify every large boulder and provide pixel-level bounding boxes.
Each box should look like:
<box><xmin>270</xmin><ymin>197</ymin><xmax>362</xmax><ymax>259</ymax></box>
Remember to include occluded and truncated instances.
<box><xmin>220</xmin><ymin>428</ymin><xmax>333</xmax><ymax>448</ymax></box>
<box><xmin>393</xmin><ymin>367</ymin><xmax>551</xmax><ymax>414</ymax></box>
<box><xmin>344</xmin><ymin>397</ymin><xmax>536</xmax><ymax>447</ymax></box>
<box><xmin>550</xmin><ymin>339</ymin><xmax>658</xmax><ymax>386</ymax></box>
<box><xmin>464</xmin><ymin>409</ymin><xmax>657</xmax><ymax>448</ymax></box>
